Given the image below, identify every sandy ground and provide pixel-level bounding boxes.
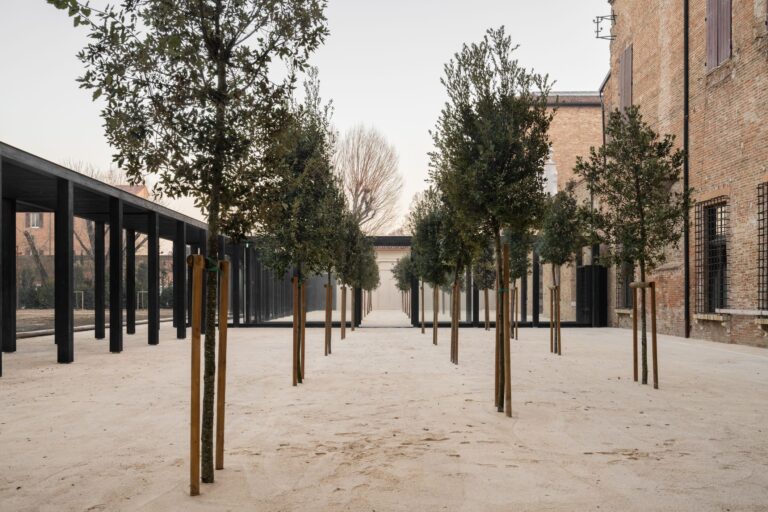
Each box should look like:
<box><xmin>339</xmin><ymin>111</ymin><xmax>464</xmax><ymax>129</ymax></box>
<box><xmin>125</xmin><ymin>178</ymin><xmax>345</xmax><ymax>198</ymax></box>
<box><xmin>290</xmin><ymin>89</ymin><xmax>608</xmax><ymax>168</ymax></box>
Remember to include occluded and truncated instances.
<box><xmin>1</xmin><ymin>310</ymin><xmax>767</xmax><ymax>511</ymax></box>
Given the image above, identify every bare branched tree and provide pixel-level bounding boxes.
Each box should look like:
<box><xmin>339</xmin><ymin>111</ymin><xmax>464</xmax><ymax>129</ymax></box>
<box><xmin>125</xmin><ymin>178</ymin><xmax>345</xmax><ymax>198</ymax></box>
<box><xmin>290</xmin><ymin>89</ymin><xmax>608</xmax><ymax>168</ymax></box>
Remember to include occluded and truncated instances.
<box><xmin>334</xmin><ymin>124</ymin><xmax>403</xmax><ymax>235</ymax></box>
<box><xmin>62</xmin><ymin>159</ymin><xmax>165</xmax><ymax>256</ymax></box>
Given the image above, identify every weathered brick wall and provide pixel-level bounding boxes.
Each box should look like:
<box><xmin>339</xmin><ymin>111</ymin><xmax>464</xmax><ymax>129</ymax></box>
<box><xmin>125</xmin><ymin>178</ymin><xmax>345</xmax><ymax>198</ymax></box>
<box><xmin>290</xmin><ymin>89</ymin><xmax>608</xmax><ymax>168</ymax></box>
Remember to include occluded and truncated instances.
<box><xmin>605</xmin><ymin>0</ymin><xmax>768</xmax><ymax>346</ymax></box>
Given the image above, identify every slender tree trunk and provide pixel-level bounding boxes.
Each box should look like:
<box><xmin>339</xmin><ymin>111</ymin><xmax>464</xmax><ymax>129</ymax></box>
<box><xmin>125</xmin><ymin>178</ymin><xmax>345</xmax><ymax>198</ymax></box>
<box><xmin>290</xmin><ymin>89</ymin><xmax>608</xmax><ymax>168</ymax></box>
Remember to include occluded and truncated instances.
<box><xmin>494</xmin><ymin>229</ymin><xmax>504</xmax><ymax>413</ymax></box>
<box><xmin>551</xmin><ymin>263</ymin><xmax>558</xmax><ymax>353</ymax></box>
<box><xmin>484</xmin><ymin>288</ymin><xmax>489</xmax><ymax>330</ymax></box>
<box><xmin>640</xmin><ymin>260</ymin><xmax>648</xmax><ymax>385</ymax></box>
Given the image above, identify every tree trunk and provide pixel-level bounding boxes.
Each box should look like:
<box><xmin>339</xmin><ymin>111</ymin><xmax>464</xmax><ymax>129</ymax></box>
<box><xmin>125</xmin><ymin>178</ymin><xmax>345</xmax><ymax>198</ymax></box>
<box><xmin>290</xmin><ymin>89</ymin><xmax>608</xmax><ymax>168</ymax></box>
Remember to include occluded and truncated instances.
<box><xmin>640</xmin><ymin>260</ymin><xmax>648</xmax><ymax>385</ymax></box>
<box><xmin>551</xmin><ymin>263</ymin><xmax>558</xmax><ymax>353</ymax></box>
<box><xmin>493</xmin><ymin>229</ymin><xmax>504</xmax><ymax>413</ymax></box>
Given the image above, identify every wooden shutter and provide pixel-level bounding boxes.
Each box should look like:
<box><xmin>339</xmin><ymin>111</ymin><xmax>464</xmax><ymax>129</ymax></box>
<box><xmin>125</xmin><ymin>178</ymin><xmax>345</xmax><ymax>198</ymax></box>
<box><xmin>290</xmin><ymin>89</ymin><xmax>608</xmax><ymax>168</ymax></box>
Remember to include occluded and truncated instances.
<box><xmin>619</xmin><ymin>45</ymin><xmax>633</xmax><ymax>110</ymax></box>
<box><xmin>707</xmin><ymin>0</ymin><xmax>718</xmax><ymax>69</ymax></box>
<box><xmin>717</xmin><ymin>0</ymin><xmax>731</xmax><ymax>65</ymax></box>
<box><xmin>25</xmin><ymin>213</ymin><xmax>30</xmax><ymax>228</ymax></box>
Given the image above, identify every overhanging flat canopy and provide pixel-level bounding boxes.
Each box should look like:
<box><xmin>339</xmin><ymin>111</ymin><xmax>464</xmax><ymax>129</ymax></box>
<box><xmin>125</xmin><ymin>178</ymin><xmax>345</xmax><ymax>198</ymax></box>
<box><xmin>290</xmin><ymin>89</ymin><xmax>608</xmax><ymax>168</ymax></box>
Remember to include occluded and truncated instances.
<box><xmin>0</xmin><ymin>142</ymin><xmax>208</xmax><ymax>243</ymax></box>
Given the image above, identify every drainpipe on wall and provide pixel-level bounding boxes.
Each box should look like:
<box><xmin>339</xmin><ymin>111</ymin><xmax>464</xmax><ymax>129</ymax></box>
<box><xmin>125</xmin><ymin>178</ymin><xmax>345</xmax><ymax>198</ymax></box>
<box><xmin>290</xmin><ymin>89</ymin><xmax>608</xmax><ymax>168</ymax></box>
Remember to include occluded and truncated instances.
<box><xmin>683</xmin><ymin>0</ymin><xmax>691</xmax><ymax>338</ymax></box>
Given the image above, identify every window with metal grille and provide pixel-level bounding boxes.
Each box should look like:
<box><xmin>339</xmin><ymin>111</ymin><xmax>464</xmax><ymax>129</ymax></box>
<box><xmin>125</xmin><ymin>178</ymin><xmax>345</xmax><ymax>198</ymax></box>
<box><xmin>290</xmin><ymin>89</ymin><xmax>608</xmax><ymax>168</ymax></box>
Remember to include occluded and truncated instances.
<box><xmin>616</xmin><ymin>261</ymin><xmax>634</xmax><ymax>309</ymax></box>
<box><xmin>759</xmin><ymin>184</ymin><xmax>768</xmax><ymax>310</ymax></box>
<box><xmin>695</xmin><ymin>197</ymin><xmax>729</xmax><ymax>313</ymax></box>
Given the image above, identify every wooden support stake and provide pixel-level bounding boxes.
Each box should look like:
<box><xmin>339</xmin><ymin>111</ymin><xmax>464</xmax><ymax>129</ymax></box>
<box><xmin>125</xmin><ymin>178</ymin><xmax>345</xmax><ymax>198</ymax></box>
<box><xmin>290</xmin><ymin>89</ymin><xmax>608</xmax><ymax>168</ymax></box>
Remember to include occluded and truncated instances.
<box><xmin>292</xmin><ymin>277</ymin><xmax>298</xmax><ymax>386</ymax></box>
<box><xmin>433</xmin><ymin>285</ymin><xmax>438</xmax><ymax>345</ymax></box>
<box><xmin>301</xmin><ymin>281</ymin><xmax>307</xmax><ymax>379</ymax></box>
<box><xmin>632</xmin><ymin>286</ymin><xmax>638</xmax><ymax>382</ymax></box>
<box><xmin>556</xmin><ymin>286</ymin><xmax>562</xmax><ymax>356</ymax></box>
<box><xmin>651</xmin><ymin>282</ymin><xmax>659</xmax><ymax>389</ymax></box>
<box><xmin>325</xmin><ymin>283</ymin><xmax>332</xmax><ymax>356</ymax></box>
<box><xmin>215</xmin><ymin>260</ymin><xmax>230</xmax><ymax>471</ymax></box>
<box><xmin>187</xmin><ymin>255</ymin><xmax>204</xmax><ymax>497</ymax></box>
<box><xmin>549</xmin><ymin>288</ymin><xmax>554</xmax><ymax>353</ymax></box>
<box><xmin>341</xmin><ymin>286</ymin><xmax>347</xmax><ymax>340</ymax></box>
<box><xmin>503</xmin><ymin>244</ymin><xmax>512</xmax><ymax>417</ymax></box>
<box><xmin>421</xmin><ymin>281</ymin><xmax>425</xmax><ymax>334</ymax></box>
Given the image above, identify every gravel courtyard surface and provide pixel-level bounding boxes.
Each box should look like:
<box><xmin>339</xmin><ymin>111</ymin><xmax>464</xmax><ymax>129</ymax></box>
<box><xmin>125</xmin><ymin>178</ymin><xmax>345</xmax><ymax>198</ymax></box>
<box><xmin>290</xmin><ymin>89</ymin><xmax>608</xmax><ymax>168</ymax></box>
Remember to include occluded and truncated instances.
<box><xmin>1</xmin><ymin>310</ymin><xmax>766</xmax><ymax>511</ymax></box>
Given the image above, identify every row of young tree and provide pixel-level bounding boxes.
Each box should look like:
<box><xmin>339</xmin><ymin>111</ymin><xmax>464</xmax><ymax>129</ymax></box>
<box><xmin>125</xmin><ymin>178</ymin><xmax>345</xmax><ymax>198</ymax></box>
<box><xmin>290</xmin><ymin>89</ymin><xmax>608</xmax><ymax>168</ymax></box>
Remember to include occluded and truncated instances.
<box><xmin>50</xmin><ymin>0</ymin><xmax>384</xmax><ymax>488</ymax></box>
<box><xmin>400</xmin><ymin>27</ymin><xmax>689</xmax><ymax>417</ymax></box>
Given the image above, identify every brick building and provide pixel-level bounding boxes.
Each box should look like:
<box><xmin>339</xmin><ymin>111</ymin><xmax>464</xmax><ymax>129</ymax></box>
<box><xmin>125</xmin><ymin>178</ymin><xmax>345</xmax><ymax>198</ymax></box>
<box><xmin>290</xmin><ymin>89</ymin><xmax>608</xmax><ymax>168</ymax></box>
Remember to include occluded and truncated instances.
<box><xmin>521</xmin><ymin>93</ymin><xmax>604</xmax><ymax>322</ymax></box>
<box><xmin>16</xmin><ymin>184</ymin><xmax>151</xmax><ymax>257</ymax></box>
<box><xmin>602</xmin><ymin>0</ymin><xmax>768</xmax><ymax>346</ymax></box>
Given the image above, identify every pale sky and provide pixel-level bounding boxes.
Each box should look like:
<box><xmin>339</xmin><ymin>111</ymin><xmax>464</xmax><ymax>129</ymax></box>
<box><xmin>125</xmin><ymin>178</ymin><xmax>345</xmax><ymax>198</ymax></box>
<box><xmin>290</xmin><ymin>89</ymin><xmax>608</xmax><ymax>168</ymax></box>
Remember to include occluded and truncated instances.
<box><xmin>0</xmin><ymin>0</ymin><xmax>609</xmax><ymax>229</ymax></box>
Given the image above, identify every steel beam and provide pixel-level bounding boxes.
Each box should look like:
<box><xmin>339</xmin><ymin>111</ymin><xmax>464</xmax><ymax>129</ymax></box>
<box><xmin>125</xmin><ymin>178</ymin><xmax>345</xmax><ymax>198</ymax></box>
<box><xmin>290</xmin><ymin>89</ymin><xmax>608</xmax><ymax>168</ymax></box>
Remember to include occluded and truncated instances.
<box><xmin>2</xmin><ymin>198</ymin><xmax>17</xmax><ymax>353</ymax></box>
<box><xmin>109</xmin><ymin>197</ymin><xmax>123</xmax><ymax>353</ymax></box>
<box><xmin>148</xmin><ymin>212</ymin><xmax>159</xmax><ymax>345</ymax></box>
<box><xmin>174</xmin><ymin>220</ymin><xmax>186</xmax><ymax>339</ymax></box>
<box><xmin>94</xmin><ymin>221</ymin><xmax>105</xmax><ymax>339</ymax></box>
<box><xmin>55</xmin><ymin>179</ymin><xmax>74</xmax><ymax>363</ymax></box>
<box><xmin>125</xmin><ymin>229</ymin><xmax>136</xmax><ymax>335</ymax></box>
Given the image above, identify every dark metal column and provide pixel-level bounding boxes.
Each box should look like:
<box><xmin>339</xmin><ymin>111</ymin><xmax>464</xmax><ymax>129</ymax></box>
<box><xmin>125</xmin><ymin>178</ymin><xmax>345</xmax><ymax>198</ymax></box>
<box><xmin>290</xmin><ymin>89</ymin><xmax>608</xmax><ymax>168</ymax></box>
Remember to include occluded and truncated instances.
<box><xmin>2</xmin><ymin>199</ymin><xmax>17</xmax><ymax>353</ymax></box>
<box><xmin>232</xmin><ymin>245</ymin><xmax>241</xmax><ymax>326</ymax></box>
<box><xmin>354</xmin><ymin>287</ymin><xmax>362</xmax><ymax>327</ymax></box>
<box><xmin>244</xmin><ymin>246</ymin><xmax>252</xmax><ymax>324</ymax></box>
<box><xmin>520</xmin><ymin>264</ymin><xmax>528</xmax><ymax>323</ymax></box>
<box><xmin>532</xmin><ymin>249</ymin><xmax>540</xmax><ymax>327</ymax></box>
<box><xmin>109</xmin><ymin>197</ymin><xmax>123</xmax><ymax>353</ymax></box>
<box><xmin>174</xmin><ymin>220</ymin><xmax>186</xmax><ymax>339</ymax></box>
<box><xmin>94</xmin><ymin>221</ymin><xmax>105</xmax><ymax>339</ymax></box>
<box><xmin>465</xmin><ymin>267</ymin><xmax>472</xmax><ymax>324</ymax></box>
<box><xmin>148</xmin><ymin>212</ymin><xmax>159</xmax><ymax>345</ymax></box>
<box><xmin>55</xmin><ymin>179</ymin><xmax>74</xmax><ymax>362</ymax></box>
<box><xmin>187</xmin><ymin>244</ymin><xmax>195</xmax><ymax>328</ymax></box>
<box><xmin>472</xmin><ymin>283</ymin><xmax>480</xmax><ymax>327</ymax></box>
<box><xmin>410</xmin><ymin>273</ymin><xmax>419</xmax><ymax>326</ymax></box>
<box><xmin>125</xmin><ymin>229</ymin><xmax>136</xmax><ymax>335</ymax></box>
<box><xmin>199</xmin><ymin>231</ymin><xmax>207</xmax><ymax>332</ymax></box>
<box><xmin>0</xmin><ymin>161</ymin><xmax>3</xmax><ymax>376</ymax></box>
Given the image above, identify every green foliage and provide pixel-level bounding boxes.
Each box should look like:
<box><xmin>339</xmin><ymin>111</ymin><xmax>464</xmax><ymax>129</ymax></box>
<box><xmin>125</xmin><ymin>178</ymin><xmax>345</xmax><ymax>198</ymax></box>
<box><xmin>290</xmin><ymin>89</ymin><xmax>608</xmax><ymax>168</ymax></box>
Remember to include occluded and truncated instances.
<box><xmin>430</xmin><ymin>26</ymin><xmax>553</xmax><ymax>243</ymax></box>
<box><xmin>48</xmin><ymin>0</ymin><xmax>329</xmax><ymax>243</ymax></box>
<box><xmin>334</xmin><ymin>212</ymin><xmax>378</xmax><ymax>290</ymax></box>
<box><xmin>536</xmin><ymin>184</ymin><xmax>586</xmax><ymax>267</ymax></box>
<box><xmin>258</xmin><ymin>70</ymin><xmax>343</xmax><ymax>281</ymax></box>
<box><xmin>391</xmin><ymin>256</ymin><xmax>415</xmax><ymax>292</ymax></box>
<box><xmin>504</xmin><ymin>229</ymin><xmax>533</xmax><ymax>282</ymax></box>
<box><xmin>409</xmin><ymin>189</ymin><xmax>450</xmax><ymax>288</ymax></box>
<box><xmin>574</xmin><ymin>106</ymin><xmax>690</xmax><ymax>274</ymax></box>
<box><xmin>472</xmin><ymin>243</ymin><xmax>496</xmax><ymax>290</ymax></box>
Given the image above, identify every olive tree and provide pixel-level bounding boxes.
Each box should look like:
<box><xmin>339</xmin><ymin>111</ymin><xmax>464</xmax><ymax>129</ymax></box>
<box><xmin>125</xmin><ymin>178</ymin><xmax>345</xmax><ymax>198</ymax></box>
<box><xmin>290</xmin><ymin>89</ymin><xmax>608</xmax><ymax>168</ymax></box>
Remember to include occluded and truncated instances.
<box><xmin>430</xmin><ymin>27</ymin><xmax>552</xmax><ymax>414</ymax></box>
<box><xmin>49</xmin><ymin>0</ymin><xmax>328</xmax><ymax>483</ymax></box>
<box><xmin>575</xmin><ymin>106</ymin><xmax>689</xmax><ymax>386</ymax></box>
<box><xmin>536</xmin><ymin>184</ymin><xmax>586</xmax><ymax>354</ymax></box>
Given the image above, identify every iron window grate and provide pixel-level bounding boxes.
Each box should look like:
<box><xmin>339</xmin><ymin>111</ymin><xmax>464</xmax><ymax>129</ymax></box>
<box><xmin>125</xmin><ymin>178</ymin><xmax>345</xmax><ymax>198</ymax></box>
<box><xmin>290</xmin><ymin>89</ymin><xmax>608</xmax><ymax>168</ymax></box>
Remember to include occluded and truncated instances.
<box><xmin>759</xmin><ymin>184</ymin><xmax>768</xmax><ymax>310</ymax></box>
<box><xmin>695</xmin><ymin>196</ymin><xmax>729</xmax><ymax>314</ymax></box>
<box><xmin>615</xmin><ymin>261</ymin><xmax>634</xmax><ymax>309</ymax></box>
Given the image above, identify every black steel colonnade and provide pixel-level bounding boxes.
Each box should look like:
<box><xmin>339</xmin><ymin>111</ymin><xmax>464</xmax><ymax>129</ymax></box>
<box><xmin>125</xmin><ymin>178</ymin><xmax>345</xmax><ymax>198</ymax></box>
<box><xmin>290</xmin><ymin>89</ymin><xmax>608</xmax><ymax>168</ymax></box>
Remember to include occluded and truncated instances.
<box><xmin>0</xmin><ymin>143</ymin><xmax>208</xmax><ymax>377</ymax></box>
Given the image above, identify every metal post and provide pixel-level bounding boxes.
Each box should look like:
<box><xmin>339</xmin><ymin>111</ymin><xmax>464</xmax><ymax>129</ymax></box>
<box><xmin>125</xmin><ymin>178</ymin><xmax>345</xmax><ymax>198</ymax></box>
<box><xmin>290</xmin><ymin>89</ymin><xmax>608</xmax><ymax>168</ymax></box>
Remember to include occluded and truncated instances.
<box><xmin>2</xmin><ymin>198</ymin><xmax>17</xmax><ymax>353</ymax></box>
<box><xmin>148</xmin><ymin>211</ymin><xmax>159</xmax><ymax>345</ymax></box>
<box><xmin>174</xmin><ymin>221</ymin><xmax>187</xmax><ymax>338</ymax></box>
<box><xmin>109</xmin><ymin>197</ymin><xmax>123</xmax><ymax>353</ymax></box>
<box><xmin>0</xmin><ymin>158</ymin><xmax>3</xmax><ymax>376</ymax></box>
<box><xmin>520</xmin><ymin>263</ymin><xmax>528</xmax><ymax>323</ymax></box>
<box><xmin>94</xmin><ymin>221</ymin><xmax>105</xmax><ymax>339</ymax></box>
<box><xmin>125</xmin><ymin>229</ymin><xmax>136</xmax><ymax>335</ymax></box>
<box><xmin>232</xmin><ymin>245</ymin><xmax>240</xmax><ymax>327</ymax></box>
<box><xmin>55</xmin><ymin>179</ymin><xmax>74</xmax><ymax>362</ymax></box>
